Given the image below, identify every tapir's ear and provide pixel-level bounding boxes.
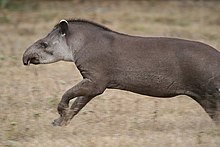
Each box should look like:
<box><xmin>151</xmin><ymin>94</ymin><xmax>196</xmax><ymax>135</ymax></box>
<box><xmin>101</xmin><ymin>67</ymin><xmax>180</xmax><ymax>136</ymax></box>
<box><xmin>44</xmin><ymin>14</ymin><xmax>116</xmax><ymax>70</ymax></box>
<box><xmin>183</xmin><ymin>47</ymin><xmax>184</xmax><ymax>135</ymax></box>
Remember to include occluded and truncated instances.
<box><xmin>59</xmin><ymin>19</ymin><xmax>68</xmax><ymax>36</ymax></box>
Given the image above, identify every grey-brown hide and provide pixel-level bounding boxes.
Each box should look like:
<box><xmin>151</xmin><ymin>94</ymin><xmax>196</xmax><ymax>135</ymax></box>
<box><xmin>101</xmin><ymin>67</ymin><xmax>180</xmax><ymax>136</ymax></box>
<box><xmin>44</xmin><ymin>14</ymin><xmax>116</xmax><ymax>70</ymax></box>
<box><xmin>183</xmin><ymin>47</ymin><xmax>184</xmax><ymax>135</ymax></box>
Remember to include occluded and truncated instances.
<box><xmin>23</xmin><ymin>19</ymin><xmax>220</xmax><ymax>126</ymax></box>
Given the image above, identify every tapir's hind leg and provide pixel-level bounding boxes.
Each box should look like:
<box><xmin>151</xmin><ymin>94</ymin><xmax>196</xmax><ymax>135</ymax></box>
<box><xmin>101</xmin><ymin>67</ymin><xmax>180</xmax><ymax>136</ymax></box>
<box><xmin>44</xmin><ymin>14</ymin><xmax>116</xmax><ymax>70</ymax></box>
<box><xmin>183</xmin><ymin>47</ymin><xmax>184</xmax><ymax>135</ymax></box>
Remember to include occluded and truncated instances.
<box><xmin>192</xmin><ymin>90</ymin><xmax>220</xmax><ymax>125</ymax></box>
<box><xmin>199</xmin><ymin>96</ymin><xmax>220</xmax><ymax>123</ymax></box>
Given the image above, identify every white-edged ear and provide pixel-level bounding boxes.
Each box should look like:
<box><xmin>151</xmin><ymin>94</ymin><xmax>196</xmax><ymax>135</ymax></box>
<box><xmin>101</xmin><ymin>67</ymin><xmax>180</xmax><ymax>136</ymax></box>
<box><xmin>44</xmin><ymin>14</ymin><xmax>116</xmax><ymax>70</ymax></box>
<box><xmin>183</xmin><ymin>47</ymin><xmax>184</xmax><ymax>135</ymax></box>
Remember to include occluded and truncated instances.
<box><xmin>59</xmin><ymin>19</ymin><xmax>69</xmax><ymax>36</ymax></box>
<box><xmin>59</xmin><ymin>19</ymin><xmax>68</xmax><ymax>23</ymax></box>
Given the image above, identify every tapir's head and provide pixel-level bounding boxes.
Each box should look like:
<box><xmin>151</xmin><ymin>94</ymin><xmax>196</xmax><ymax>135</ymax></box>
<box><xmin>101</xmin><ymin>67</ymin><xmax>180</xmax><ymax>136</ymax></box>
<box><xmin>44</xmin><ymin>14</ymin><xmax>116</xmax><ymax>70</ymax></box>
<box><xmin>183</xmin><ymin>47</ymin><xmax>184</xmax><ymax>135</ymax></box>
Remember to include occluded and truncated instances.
<box><xmin>23</xmin><ymin>20</ymin><xmax>73</xmax><ymax>65</ymax></box>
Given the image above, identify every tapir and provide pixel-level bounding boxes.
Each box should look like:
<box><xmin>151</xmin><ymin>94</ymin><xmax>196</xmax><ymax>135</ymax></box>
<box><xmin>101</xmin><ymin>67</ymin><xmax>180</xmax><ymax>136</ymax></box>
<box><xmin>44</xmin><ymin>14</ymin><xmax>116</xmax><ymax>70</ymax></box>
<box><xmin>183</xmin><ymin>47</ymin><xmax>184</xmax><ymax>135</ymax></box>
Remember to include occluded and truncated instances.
<box><xmin>23</xmin><ymin>19</ymin><xmax>220</xmax><ymax>126</ymax></box>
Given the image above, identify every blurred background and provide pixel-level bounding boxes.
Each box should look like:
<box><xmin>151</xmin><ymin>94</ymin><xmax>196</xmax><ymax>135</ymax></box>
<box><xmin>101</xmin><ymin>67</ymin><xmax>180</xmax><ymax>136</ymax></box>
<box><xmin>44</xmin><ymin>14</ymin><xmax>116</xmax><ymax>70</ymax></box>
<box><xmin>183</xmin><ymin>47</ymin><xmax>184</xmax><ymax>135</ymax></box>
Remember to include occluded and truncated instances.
<box><xmin>0</xmin><ymin>0</ymin><xmax>220</xmax><ymax>146</ymax></box>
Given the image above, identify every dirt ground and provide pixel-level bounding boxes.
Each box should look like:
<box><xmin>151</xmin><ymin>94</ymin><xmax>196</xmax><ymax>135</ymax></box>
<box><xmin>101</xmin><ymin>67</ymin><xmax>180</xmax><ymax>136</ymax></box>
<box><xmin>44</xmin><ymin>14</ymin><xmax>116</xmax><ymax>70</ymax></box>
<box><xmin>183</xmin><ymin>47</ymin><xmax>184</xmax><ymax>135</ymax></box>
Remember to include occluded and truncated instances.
<box><xmin>1</xmin><ymin>1</ymin><xmax>220</xmax><ymax>147</ymax></box>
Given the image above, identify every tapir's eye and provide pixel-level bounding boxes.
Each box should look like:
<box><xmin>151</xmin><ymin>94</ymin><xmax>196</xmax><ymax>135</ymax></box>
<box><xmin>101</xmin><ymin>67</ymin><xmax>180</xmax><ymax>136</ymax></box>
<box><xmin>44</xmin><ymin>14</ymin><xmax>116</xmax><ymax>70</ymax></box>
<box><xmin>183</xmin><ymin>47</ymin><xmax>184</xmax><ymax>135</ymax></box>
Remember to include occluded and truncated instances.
<box><xmin>40</xmin><ymin>42</ymin><xmax>48</xmax><ymax>48</ymax></box>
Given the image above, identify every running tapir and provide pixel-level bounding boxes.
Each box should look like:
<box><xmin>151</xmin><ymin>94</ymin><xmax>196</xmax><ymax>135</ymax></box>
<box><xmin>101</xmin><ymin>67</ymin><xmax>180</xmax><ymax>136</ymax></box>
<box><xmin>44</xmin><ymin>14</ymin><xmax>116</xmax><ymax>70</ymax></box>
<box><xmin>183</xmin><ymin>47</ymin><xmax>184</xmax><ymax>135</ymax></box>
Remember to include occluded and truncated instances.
<box><xmin>23</xmin><ymin>19</ymin><xmax>220</xmax><ymax>126</ymax></box>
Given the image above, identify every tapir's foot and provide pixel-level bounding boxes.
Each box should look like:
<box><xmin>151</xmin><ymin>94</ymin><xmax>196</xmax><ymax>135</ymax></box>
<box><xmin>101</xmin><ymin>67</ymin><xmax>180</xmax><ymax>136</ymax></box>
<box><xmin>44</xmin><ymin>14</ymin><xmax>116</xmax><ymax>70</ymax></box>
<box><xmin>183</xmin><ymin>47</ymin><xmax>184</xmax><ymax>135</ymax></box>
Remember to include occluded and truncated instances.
<box><xmin>52</xmin><ymin>116</ymin><xmax>72</xmax><ymax>126</ymax></box>
<box><xmin>52</xmin><ymin>110</ymin><xmax>75</xmax><ymax>126</ymax></box>
<box><xmin>52</xmin><ymin>117</ymin><xmax>64</xmax><ymax>126</ymax></box>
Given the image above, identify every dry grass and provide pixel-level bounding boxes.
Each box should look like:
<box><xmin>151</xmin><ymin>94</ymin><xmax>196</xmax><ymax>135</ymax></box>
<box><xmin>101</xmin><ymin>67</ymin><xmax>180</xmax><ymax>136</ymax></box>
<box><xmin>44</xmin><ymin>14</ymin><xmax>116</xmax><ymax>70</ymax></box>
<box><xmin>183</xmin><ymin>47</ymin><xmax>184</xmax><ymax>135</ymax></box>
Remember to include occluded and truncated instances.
<box><xmin>0</xmin><ymin>1</ymin><xmax>220</xmax><ymax>147</ymax></box>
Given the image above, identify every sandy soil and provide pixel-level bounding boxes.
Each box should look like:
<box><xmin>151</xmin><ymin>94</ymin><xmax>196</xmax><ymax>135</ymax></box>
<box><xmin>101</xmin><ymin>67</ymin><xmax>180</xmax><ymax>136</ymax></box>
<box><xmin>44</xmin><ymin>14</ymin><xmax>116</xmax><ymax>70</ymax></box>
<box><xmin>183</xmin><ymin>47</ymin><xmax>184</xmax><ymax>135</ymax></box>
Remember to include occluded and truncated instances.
<box><xmin>0</xmin><ymin>1</ymin><xmax>220</xmax><ymax>147</ymax></box>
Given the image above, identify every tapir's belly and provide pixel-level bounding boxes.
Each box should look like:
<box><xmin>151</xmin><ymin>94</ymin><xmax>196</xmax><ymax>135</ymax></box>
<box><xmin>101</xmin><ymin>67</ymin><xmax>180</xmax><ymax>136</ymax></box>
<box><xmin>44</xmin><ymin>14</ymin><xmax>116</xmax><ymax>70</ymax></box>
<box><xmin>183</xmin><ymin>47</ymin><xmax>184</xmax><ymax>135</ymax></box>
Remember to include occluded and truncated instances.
<box><xmin>108</xmin><ymin>70</ymin><xmax>182</xmax><ymax>97</ymax></box>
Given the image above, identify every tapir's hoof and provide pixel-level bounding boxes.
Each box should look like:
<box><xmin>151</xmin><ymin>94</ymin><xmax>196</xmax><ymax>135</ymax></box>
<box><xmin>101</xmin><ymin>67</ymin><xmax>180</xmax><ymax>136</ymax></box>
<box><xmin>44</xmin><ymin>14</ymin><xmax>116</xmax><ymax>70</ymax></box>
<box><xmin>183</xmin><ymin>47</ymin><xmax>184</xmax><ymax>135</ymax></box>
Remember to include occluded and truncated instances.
<box><xmin>52</xmin><ymin>117</ymin><xmax>64</xmax><ymax>126</ymax></box>
<box><xmin>52</xmin><ymin>116</ymin><xmax>71</xmax><ymax>126</ymax></box>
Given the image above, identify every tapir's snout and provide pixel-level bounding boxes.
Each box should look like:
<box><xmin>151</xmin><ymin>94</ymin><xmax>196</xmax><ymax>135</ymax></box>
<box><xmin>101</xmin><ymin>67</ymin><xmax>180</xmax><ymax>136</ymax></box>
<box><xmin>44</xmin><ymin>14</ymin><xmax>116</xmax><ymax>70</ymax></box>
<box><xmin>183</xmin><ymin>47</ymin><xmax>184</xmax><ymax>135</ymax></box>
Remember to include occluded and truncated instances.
<box><xmin>23</xmin><ymin>55</ymin><xmax>30</xmax><ymax>65</ymax></box>
<box><xmin>22</xmin><ymin>51</ymin><xmax>40</xmax><ymax>66</ymax></box>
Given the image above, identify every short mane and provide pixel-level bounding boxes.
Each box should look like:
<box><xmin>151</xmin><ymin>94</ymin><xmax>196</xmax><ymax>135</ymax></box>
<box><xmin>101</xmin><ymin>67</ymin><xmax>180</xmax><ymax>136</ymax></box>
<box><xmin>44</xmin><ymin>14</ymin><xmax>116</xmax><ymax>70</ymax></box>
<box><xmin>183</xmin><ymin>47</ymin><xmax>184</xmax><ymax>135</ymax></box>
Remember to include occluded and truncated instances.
<box><xmin>70</xmin><ymin>19</ymin><xmax>113</xmax><ymax>31</ymax></box>
<box><xmin>55</xmin><ymin>19</ymin><xmax>113</xmax><ymax>32</ymax></box>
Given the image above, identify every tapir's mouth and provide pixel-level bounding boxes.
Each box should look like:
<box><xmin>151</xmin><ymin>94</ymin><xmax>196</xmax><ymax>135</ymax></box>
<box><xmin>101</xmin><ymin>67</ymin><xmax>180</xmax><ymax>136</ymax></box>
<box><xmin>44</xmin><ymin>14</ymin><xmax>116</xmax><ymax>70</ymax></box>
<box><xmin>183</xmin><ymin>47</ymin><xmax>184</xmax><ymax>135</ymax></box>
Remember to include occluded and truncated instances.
<box><xmin>23</xmin><ymin>57</ymin><xmax>40</xmax><ymax>65</ymax></box>
<box><xmin>29</xmin><ymin>57</ymin><xmax>40</xmax><ymax>65</ymax></box>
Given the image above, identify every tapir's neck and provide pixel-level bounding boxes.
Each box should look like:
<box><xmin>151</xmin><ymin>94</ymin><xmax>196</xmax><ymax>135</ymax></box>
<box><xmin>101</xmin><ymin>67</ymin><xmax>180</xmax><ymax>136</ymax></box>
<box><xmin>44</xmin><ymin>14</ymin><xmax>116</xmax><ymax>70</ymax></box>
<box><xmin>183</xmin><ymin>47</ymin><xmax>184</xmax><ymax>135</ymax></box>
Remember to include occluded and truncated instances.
<box><xmin>63</xmin><ymin>53</ymin><xmax>74</xmax><ymax>62</ymax></box>
<box><xmin>60</xmin><ymin>37</ymin><xmax>75</xmax><ymax>62</ymax></box>
<box><xmin>66</xmin><ymin>31</ymin><xmax>86</xmax><ymax>63</ymax></box>
<box><xmin>62</xmin><ymin>47</ymin><xmax>74</xmax><ymax>62</ymax></box>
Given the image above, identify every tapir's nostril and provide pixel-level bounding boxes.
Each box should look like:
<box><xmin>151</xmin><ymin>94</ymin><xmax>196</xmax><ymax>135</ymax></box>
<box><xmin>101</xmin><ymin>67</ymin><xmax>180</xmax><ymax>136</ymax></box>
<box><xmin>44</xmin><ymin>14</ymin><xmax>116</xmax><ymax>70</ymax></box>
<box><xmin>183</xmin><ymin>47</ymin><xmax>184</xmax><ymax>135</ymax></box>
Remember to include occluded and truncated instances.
<box><xmin>23</xmin><ymin>60</ymin><xmax>29</xmax><ymax>65</ymax></box>
<box><xmin>23</xmin><ymin>56</ymin><xmax>30</xmax><ymax>66</ymax></box>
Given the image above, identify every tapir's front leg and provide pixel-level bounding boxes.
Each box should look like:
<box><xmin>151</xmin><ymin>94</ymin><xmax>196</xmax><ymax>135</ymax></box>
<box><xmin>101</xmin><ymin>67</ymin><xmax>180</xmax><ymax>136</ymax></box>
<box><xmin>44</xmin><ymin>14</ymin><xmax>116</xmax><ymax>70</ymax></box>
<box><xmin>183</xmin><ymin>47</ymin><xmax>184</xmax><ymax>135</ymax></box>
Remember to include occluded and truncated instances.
<box><xmin>52</xmin><ymin>78</ymin><xmax>105</xmax><ymax>126</ymax></box>
<box><xmin>53</xmin><ymin>96</ymin><xmax>93</xmax><ymax>126</ymax></box>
